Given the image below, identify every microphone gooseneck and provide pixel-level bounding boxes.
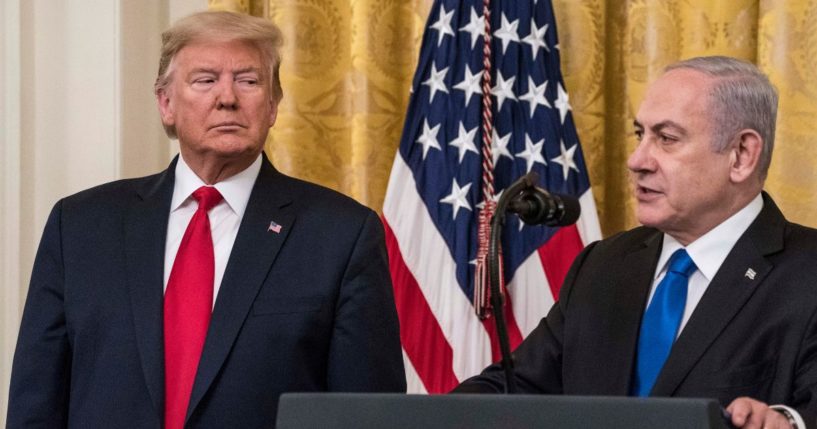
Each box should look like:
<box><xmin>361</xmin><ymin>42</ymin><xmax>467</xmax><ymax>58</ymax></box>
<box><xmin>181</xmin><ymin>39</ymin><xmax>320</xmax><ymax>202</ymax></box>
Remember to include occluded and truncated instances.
<box><xmin>487</xmin><ymin>171</ymin><xmax>582</xmax><ymax>394</ymax></box>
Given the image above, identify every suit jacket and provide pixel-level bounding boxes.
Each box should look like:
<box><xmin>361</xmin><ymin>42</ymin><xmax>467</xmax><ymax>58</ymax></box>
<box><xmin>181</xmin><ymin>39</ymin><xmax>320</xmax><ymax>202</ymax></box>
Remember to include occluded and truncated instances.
<box><xmin>8</xmin><ymin>155</ymin><xmax>406</xmax><ymax>428</ymax></box>
<box><xmin>455</xmin><ymin>193</ymin><xmax>817</xmax><ymax>423</ymax></box>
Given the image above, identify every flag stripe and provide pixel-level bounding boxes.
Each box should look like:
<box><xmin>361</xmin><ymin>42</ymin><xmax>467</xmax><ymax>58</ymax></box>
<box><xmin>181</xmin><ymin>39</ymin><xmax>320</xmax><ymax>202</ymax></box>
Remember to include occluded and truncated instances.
<box><xmin>507</xmin><ymin>247</ymin><xmax>553</xmax><ymax>338</ymax></box>
<box><xmin>402</xmin><ymin>349</ymin><xmax>428</xmax><ymax>394</ymax></box>
<box><xmin>537</xmin><ymin>224</ymin><xmax>584</xmax><ymax>299</ymax></box>
<box><xmin>384</xmin><ymin>155</ymin><xmax>492</xmax><ymax>383</ymax></box>
<box><xmin>383</xmin><ymin>218</ymin><xmax>460</xmax><ymax>393</ymax></box>
<box><xmin>577</xmin><ymin>192</ymin><xmax>603</xmax><ymax>246</ymax></box>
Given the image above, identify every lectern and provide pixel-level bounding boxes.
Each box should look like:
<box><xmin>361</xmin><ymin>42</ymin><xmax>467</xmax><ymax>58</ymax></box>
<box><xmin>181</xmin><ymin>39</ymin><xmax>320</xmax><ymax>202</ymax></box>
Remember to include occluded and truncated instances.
<box><xmin>276</xmin><ymin>393</ymin><xmax>732</xmax><ymax>428</ymax></box>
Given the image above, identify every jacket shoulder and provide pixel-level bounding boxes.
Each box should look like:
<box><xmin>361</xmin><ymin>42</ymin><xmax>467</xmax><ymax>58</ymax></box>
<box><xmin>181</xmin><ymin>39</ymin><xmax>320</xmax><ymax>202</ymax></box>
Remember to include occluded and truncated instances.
<box><xmin>57</xmin><ymin>171</ymin><xmax>165</xmax><ymax>213</ymax></box>
<box><xmin>274</xmin><ymin>173</ymin><xmax>375</xmax><ymax>219</ymax></box>
<box><xmin>785</xmin><ymin>222</ymin><xmax>817</xmax><ymax>248</ymax></box>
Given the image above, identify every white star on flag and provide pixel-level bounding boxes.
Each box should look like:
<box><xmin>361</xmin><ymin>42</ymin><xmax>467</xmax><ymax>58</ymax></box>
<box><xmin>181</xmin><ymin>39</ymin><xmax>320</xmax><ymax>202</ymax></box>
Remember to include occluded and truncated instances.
<box><xmin>522</xmin><ymin>19</ymin><xmax>550</xmax><ymax>59</ymax></box>
<box><xmin>555</xmin><ymin>82</ymin><xmax>572</xmax><ymax>124</ymax></box>
<box><xmin>430</xmin><ymin>5</ymin><xmax>455</xmax><ymax>47</ymax></box>
<box><xmin>494</xmin><ymin>13</ymin><xmax>520</xmax><ymax>54</ymax></box>
<box><xmin>448</xmin><ymin>122</ymin><xmax>479</xmax><ymax>163</ymax></box>
<box><xmin>491</xmin><ymin>128</ymin><xmax>514</xmax><ymax>165</ymax></box>
<box><xmin>453</xmin><ymin>65</ymin><xmax>483</xmax><ymax>107</ymax></box>
<box><xmin>422</xmin><ymin>63</ymin><xmax>449</xmax><ymax>104</ymax></box>
<box><xmin>551</xmin><ymin>140</ymin><xmax>580</xmax><ymax>180</ymax></box>
<box><xmin>516</xmin><ymin>135</ymin><xmax>547</xmax><ymax>173</ymax></box>
<box><xmin>519</xmin><ymin>77</ymin><xmax>551</xmax><ymax>118</ymax></box>
<box><xmin>459</xmin><ymin>7</ymin><xmax>484</xmax><ymax>50</ymax></box>
<box><xmin>439</xmin><ymin>179</ymin><xmax>473</xmax><ymax>219</ymax></box>
<box><xmin>415</xmin><ymin>119</ymin><xmax>442</xmax><ymax>160</ymax></box>
<box><xmin>491</xmin><ymin>71</ymin><xmax>517</xmax><ymax>111</ymax></box>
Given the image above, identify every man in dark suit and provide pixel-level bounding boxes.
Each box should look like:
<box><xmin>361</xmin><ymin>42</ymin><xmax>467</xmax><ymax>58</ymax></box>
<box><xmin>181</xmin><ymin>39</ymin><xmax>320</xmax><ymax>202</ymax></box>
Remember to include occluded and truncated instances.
<box><xmin>7</xmin><ymin>11</ymin><xmax>405</xmax><ymax>428</ymax></box>
<box><xmin>455</xmin><ymin>56</ymin><xmax>817</xmax><ymax>428</ymax></box>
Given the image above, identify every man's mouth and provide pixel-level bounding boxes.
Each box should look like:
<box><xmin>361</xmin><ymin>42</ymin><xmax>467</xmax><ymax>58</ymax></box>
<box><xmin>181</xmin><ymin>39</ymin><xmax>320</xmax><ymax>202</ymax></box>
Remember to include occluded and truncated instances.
<box><xmin>210</xmin><ymin>122</ymin><xmax>244</xmax><ymax>131</ymax></box>
<box><xmin>635</xmin><ymin>185</ymin><xmax>662</xmax><ymax>199</ymax></box>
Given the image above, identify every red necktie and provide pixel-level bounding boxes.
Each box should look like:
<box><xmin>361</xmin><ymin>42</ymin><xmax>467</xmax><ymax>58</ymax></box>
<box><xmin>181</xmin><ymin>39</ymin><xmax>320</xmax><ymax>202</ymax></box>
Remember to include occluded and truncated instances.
<box><xmin>164</xmin><ymin>186</ymin><xmax>223</xmax><ymax>429</ymax></box>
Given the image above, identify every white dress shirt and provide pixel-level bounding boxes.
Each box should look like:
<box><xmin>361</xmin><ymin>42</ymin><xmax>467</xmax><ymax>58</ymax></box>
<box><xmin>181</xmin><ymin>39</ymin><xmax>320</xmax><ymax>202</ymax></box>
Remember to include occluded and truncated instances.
<box><xmin>163</xmin><ymin>154</ymin><xmax>262</xmax><ymax>307</ymax></box>
<box><xmin>646</xmin><ymin>193</ymin><xmax>763</xmax><ymax>334</ymax></box>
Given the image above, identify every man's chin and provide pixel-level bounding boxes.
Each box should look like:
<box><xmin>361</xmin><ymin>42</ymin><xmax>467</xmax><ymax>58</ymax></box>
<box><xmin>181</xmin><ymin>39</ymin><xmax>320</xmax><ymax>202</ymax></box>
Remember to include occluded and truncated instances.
<box><xmin>197</xmin><ymin>141</ymin><xmax>264</xmax><ymax>157</ymax></box>
<box><xmin>635</xmin><ymin>208</ymin><xmax>667</xmax><ymax>230</ymax></box>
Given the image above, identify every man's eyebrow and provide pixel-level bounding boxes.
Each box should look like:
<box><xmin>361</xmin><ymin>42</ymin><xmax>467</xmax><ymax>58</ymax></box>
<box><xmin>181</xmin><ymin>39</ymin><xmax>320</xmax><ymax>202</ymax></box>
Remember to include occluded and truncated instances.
<box><xmin>633</xmin><ymin>119</ymin><xmax>688</xmax><ymax>135</ymax></box>
<box><xmin>234</xmin><ymin>67</ymin><xmax>262</xmax><ymax>74</ymax></box>
<box><xmin>188</xmin><ymin>67</ymin><xmax>218</xmax><ymax>75</ymax></box>
<box><xmin>185</xmin><ymin>67</ymin><xmax>264</xmax><ymax>80</ymax></box>
<box><xmin>652</xmin><ymin>120</ymin><xmax>688</xmax><ymax>136</ymax></box>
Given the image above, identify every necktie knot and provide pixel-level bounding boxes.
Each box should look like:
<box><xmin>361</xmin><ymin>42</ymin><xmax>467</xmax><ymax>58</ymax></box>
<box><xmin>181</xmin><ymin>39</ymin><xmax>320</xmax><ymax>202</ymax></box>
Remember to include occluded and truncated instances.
<box><xmin>193</xmin><ymin>186</ymin><xmax>223</xmax><ymax>213</ymax></box>
<box><xmin>666</xmin><ymin>249</ymin><xmax>696</xmax><ymax>278</ymax></box>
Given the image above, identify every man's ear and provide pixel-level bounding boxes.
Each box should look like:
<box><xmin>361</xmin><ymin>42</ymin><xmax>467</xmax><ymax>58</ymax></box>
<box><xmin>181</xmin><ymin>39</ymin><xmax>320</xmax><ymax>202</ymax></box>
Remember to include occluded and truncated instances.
<box><xmin>156</xmin><ymin>88</ymin><xmax>175</xmax><ymax>126</ymax></box>
<box><xmin>729</xmin><ymin>129</ymin><xmax>762</xmax><ymax>184</ymax></box>
<box><xmin>268</xmin><ymin>99</ymin><xmax>279</xmax><ymax>127</ymax></box>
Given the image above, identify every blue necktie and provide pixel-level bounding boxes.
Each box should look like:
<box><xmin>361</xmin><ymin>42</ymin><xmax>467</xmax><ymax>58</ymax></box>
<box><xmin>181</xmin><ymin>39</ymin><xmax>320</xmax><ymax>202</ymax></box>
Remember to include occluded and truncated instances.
<box><xmin>632</xmin><ymin>249</ymin><xmax>696</xmax><ymax>396</ymax></box>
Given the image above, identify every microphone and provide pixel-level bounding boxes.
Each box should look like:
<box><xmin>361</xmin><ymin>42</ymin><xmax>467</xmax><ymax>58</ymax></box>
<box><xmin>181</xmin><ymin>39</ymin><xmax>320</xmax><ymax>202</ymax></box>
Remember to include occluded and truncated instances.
<box><xmin>506</xmin><ymin>175</ymin><xmax>581</xmax><ymax>226</ymax></box>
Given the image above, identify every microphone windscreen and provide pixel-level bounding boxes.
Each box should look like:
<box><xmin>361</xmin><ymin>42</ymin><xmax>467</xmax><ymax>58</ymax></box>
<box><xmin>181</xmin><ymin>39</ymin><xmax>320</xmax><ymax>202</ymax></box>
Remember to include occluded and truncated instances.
<box><xmin>555</xmin><ymin>194</ymin><xmax>581</xmax><ymax>226</ymax></box>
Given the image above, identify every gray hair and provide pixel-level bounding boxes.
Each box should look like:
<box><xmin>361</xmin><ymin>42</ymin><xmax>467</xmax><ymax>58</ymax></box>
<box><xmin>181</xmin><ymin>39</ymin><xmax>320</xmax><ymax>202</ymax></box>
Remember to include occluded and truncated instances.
<box><xmin>155</xmin><ymin>11</ymin><xmax>284</xmax><ymax>138</ymax></box>
<box><xmin>666</xmin><ymin>56</ymin><xmax>778</xmax><ymax>178</ymax></box>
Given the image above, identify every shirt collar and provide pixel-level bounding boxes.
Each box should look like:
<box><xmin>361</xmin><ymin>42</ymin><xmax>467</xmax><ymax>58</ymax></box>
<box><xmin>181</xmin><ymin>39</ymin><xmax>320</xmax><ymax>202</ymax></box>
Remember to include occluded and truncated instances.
<box><xmin>656</xmin><ymin>193</ymin><xmax>764</xmax><ymax>281</ymax></box>
<box><xmin>171</xmin><ymin>153</ymin><xmax>262</xmax><ymax>218</ymax></box>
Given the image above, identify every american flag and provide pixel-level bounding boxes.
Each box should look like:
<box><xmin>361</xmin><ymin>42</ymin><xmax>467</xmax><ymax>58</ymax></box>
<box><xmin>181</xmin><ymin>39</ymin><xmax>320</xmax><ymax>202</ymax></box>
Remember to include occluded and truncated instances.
<box><xmin>382</xmin><ymin>0</ymin><xmax>602</xmax><ymax>393</ymax></box>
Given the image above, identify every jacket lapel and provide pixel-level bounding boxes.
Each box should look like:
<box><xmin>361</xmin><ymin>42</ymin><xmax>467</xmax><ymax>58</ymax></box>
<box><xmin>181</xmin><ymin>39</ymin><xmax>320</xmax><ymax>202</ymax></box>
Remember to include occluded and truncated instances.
<box><xmin>186</xmin><ymin>157</ymin><xmax>295</xmax><ymax>420</ymax></box>
<box><xmin>124</xmin><ymin>161</ymin><xmax>176</xmax><ymax>417</ymax></box>
<box><xmin>651</xmin><ymin>193</ymin><xmax>784</xmax><ymax>396</ymax></box>
<box><xmin>588</xmin><ymin>231</ymin><xmax>662</xmax><ymax>395</ymax></box>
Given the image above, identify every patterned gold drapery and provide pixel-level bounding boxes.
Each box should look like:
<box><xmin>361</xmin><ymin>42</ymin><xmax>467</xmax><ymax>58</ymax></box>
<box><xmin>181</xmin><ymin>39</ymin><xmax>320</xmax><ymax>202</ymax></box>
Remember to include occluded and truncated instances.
<box><xmin>210</xmin><ymin>0</ymin><xmax>817</xmax><ymax>236</ymax></box>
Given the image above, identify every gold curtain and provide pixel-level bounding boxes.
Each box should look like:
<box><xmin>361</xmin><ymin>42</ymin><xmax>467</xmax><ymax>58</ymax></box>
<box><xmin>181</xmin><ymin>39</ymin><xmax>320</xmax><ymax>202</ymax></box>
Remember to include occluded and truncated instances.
<box><xmin>210</xmin><ymin>0</ymin><xmax>817</xmax><ymax>237</ymax></box>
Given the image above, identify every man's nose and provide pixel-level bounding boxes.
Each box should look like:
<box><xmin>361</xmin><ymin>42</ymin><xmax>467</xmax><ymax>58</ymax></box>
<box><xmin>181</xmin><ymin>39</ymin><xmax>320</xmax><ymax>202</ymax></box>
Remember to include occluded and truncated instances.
<box><xmin>216</xmin><ymin>80</ymin><xmax>238</xmax><ymax>109</ymax></box>
<box><xmin>627</xmin><ymin>139</ymin><xmax>652</xmax><ymax>173</ymax></box>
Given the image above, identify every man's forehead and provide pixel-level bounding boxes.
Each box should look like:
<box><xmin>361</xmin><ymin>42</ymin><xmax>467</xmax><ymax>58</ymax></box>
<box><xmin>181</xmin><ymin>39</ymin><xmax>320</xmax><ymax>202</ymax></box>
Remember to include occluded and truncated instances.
<box><xmin>172</xmin><ymin>42</ymin><xmax>265</xmax><ymax>73</ymax></box>
<box><xmin>176</xmin><ymin>40</ymin><xmax>262</xmax><ymax>62</ymax></box>
<box><xmin>635</xmin><ymin>70</ymin><xmax>714</xmax><ymax>125</ymax></box>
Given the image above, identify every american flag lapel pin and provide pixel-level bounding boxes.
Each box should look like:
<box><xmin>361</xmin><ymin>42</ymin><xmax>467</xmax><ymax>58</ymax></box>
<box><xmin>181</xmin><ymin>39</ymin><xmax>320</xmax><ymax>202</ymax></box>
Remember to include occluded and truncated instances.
<box><xmin>745</xmin><ymin>268</ymin><xmax>756</xmax><ymax>280</ymax></box>
<box><xmin>268</xmin><ymin>220</ymin><xmax>282</xmax><ymax>234</ymax></box>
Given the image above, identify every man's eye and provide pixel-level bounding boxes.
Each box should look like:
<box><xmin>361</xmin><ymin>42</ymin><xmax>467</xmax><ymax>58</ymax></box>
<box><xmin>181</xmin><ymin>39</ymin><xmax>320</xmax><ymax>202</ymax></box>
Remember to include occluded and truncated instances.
<box><xmin>634</xmin><ymin>130</ymin><xmax>644</xmax><ymax>141</ymax></box>
<box><xmin>659</xmin><ymin>134</ymin><xmax>677</xmax><ymax>143</ymax></box>
<box><xmin>193</xmin><ymin>78</ymin><xmax>216</xmax><ymax>85</ymax></box>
